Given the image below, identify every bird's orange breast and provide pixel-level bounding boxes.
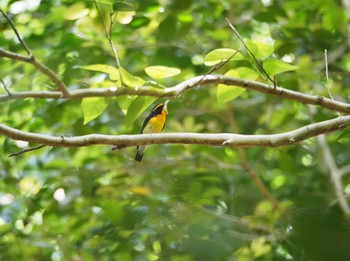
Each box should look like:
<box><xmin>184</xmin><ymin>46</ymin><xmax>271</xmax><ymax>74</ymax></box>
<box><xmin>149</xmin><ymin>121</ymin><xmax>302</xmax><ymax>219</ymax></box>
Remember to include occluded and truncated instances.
<box><xmin>149</xmin><ymin>111</ymin><xmax>166</xmax><ymax>133</ymax></box>
<box><xmin>143</xmin><ymin>109</ymin><xmax>166</xmax><ymax>134</ymax></box>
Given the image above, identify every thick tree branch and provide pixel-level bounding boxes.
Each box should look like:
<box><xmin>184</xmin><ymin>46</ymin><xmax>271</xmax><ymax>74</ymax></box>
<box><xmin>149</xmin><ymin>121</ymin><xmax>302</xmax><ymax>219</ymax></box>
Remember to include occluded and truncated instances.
<box><xmin>0</xmin><ymin>75</ymin><xmax>350</xmax><ymax>115</ymax></box>
<box><xmin>0</xmin><ymin>115</ymin><xmax>349</xmax><ymax>149</ymax></box>
<box><xmin>0</xmin><ymin>86</ymin><xmax>165</xmax><ymax>102</ymax></box>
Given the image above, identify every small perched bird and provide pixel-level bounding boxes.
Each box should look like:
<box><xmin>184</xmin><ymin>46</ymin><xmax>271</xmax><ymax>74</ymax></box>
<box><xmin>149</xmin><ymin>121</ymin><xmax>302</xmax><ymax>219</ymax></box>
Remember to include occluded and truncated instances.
<box><xmin>135</xmin><ymin>100</ymin><xmax>169</xmax><ymax>162</ymax></box>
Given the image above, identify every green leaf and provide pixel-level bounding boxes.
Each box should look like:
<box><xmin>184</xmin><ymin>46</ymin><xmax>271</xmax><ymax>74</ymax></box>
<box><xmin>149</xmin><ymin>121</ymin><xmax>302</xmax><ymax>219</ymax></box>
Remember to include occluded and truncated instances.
<box><xmin>337</xmin><ymin>128</ymin><xmax>350</xmax><ymax>141</ymax></box>
<box><xmin>81</xmin><ymin>97</ymin><xmax>109</xmax><ymax>125</ymax></box>
<box><xmin>244</xmin><ymin>39</ymin><xmax>274</xmax><ymax>59</ymax></box>
<box><xmin>204</xmin><ymin>48</ymin><xmax>243</xmax><ymax>66</ymax></box>
<box><xmin>263</xmin><ymin>58</ymin><xmax>298</xmax><ymax>77</ymax></box>
<box><xmin>129</xmin><ymin>16</ymin><xmax>150</xmax><ymax>28</ymax></box>
<box><xmin>81</xmin><ymin>81</ymin><xmax>113</xmax><ymax>125</ymax></box>
<box><xmin>79</xmin><ymin>65</ymin><xmax>145</xmax><ymax>87</ymax></box>
<box><xmin>217</xmin><ymin>68</ymin><xmax>259</xmax><ymax>103</ymax></box>
<box><xmin>80</xmin><ymin>64</ymin><xmax>119</xmax><ymax>77</ymax></box>
<box><xmin>125</xmin><ymin>96</ymin><xmax>156</xmax><ymax>129</ymax></box>
<box><xmin>251</xmin><ymin>237</ymin><xmax>272</xmax><ymax>258</ymax></box>
<box><xmin>112</xmin><ymin>1</ymin><xmax>134</xmax><ymax>12</ymax></box>
<box><xmin>117</xmin><ymin>96</ymin><xmax>135</xmax><ymax>115</ymax></box>
<box><xmin>322</xmin><ymin>7</ymin><xmax>346</xmax><ymax>31</ymax></box>
<box><xmin>145</xmin><ymin>66</ymin><xmax>181</xmax><ymax>80</ymax></box>
<box><xmin>119</xmin><ymin>67</ymin><xmax>145</xmax><ymax>87</ymax></box>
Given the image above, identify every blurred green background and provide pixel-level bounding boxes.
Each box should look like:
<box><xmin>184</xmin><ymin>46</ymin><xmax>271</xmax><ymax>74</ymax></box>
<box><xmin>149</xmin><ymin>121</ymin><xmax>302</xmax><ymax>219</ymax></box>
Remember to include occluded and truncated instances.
<box><xmin>1</xmin><ymin>0</ymin><xmax>350</xmax><ymax>260</ymax></box>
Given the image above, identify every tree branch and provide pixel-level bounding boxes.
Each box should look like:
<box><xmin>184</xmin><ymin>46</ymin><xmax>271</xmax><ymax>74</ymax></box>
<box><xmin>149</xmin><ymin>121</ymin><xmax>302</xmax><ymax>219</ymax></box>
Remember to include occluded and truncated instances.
<box><xmin>0</xmin><ymin>115</ymin><xmax>349</xmax><ymax>149</ymax></box>
<box><xmin>9</xmin><ymin>145</ymin><xmax>46</xmax><ymax>157</ymax></box>
<box><xmin>0</xmin><ymin>48</ymin><xmax>70</xmax><ymax>97</ymax></box>
<box><xmin>166</xmin><ymin>75</ymin><xmax>350</xmax><ymax>114</ymax></box>
<box><xmin>317</xmin><ymin>135</ymin><xmax>350</xmax><ymax>217</ymax></box>
<box><xmin>94</xmin><ymin>0</ymin><xmax>123</xmax><ymax>85</ymax></box>
<box><xmin>0</xmin><ymin>8</ymin><xmax>69</xmax><ymax>97</ymax></box>
<box><xmin>0</xmin><ymin>8</ymin><xmax>31</xmax><ymax>55</ymax></box>
<box><xmin>1</xmin><ymin>79</ymin><xmax>11</xmax><ymax>95</ymax></box>
<box><xmin>339</xmin><ymin>164</ymin><xmax>350</xmax><ymax>178</ymax></box>
<box><xmin>0</xmin><ymin>75</ymin><xmax>350</xmax><ymax>115</ymax></box>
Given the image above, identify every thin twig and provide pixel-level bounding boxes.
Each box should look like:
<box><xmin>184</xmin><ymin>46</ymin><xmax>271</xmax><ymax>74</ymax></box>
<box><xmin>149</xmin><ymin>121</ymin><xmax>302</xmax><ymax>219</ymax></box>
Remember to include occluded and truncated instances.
<box><xmin>9</xmin><ymin>145</ymin><xmax>46</xmax><ymax>157</ymax></box>
<box><xmin>324</xmin><ymin>49</ymin><xmax>334</xmax><ymax>100</ymax></box>
<box><xmin>324</xmin><ymin>49</ymin><xmax>340</xmax><ymax>117</ymax></box>
<box><xmin>0</xmin><ymin>16</ymin><xmax>70</xmax><ymax>97</ymax></box>
<box><xmin>196</xmin><ymin>50</ymin><xmax>240</xmax><ymax>86</ymax></box>
<box><xmin>0</xmin><ymin>48</ymin><xmax>70</xmax><ymax>97</ymax></box>
<box><xmin>94</xmin><ymin>0</ymin><xmax>123</xmax><ymax>85</ymax></box>
<box><xmin>318</xmin><ymin>135</ymin><xmax>350</xmax><ymax>217</ymax></box>
<box><xmin>225</xmin><ymin>18</ymin><xmax>275</xmax><ymax>86</ymax></box>
<box><xmin>109</xmin><ymin>10</ymin><xmax>118</xmax><ymax>36</ymax></box>
<box><xmin>1</xmin><ymin>79</ymin><xmax>11</xmax><ymax>95</ymax></box>
<box><xmin>0</xmin><ymin>8</ymin><xmax>31</xmax><ymax>55</ymax></box>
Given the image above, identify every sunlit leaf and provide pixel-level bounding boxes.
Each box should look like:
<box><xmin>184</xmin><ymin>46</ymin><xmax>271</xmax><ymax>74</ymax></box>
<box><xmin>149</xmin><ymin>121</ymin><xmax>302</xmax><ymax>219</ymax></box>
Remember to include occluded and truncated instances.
<box><xmin>64</xmin><ymin>3</ymin><xmax>89</xmax><ymax>20</ymax></box>
<box><xmin>263</xmin><ymin>58</ymin><xmax>298</xmax><ymax>76</ymax></box>
<box><xmin>81</xmin><ymin>82</ymin><xmax>112</xmax><ymax>125</ymax></box>
<box><xmin>95</xmin><ymin>0</ymin><xmax>115</xmax><ymax>6</ymax></box>
<box><xmin>81</xmin><ymin>96</ymin><xmax>109</xmax><ymax>125</ymax></box>
<box><xmin>79</xmin><ymin>65</ymin><xmax>145</xmax><ymax>87</ymax></box>
<box><xmin>204</xmin><ymin>48</ymin><xmax>243</xmax><ymax>66</ymax></box>
<box><xmin>119</xmin><ymin>67</ymin><xmax>145</xmax><ymax>87</ymax></box>
<box><xmin>80</xmin><ymin>64</ymin><xmax>119</xmax><ymax>77</ymax></box>
<box><xmin>116</xmin><ymin>11</ymin><xmax>136</xmax><ymax>24</ymax></box>
<box><xmin>117</xmin><ymin>96</ymin><xmax>135</xmax><ymax>115</ymax></box>
<box><xmin>217</xmin><ymin>67</ymin><xmax>259</xmax><ymax>103</ymax></box>
<box><xmin>244</xmin><ymin>39</ymin><xmax>274</xmax><ymax>59</ymax></box>
<box><xmin>251</xmin><ymin>237</ymin><xmax>272</xmax><ymax>258</ymax></box>
<box><xmin>145</xmin><ymin>66</ymin><xmax>181</xmax><ymax>80</ymax></box>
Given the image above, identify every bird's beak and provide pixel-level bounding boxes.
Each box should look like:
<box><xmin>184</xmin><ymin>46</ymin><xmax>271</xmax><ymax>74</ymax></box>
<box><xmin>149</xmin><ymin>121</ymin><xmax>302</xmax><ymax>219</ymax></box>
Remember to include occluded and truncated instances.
<box><xmin>164</xmin><ymin>100</ymin><xmax>169</xmax><ymax>113</ymax></box>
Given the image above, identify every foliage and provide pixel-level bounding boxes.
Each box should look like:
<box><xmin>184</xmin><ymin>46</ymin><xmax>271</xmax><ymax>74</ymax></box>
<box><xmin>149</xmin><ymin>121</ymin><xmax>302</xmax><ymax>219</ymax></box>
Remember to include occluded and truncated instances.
<box><xmin>1</xmin><ymin>0</ymin><xmax>350</xmax><ymax>260</ymax></box>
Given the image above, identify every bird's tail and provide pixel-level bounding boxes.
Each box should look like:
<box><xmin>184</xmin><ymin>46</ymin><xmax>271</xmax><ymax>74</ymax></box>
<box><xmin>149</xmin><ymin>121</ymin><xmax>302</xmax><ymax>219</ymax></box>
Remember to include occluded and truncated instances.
<box><xmin>135</xmin><ymin>145</ymin><xmax>145</xmax><ymax>162</ymax></box>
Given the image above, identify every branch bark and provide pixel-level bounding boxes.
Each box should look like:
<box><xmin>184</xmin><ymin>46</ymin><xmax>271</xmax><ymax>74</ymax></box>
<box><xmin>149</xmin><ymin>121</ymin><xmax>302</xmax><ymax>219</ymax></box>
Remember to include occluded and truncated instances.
<box><xmin>1</xmin><ymin>115</ymin><xmax>349</xmax><ymax>150</ymax></box>
<box><xmin>0</xmin><ymin>75</ymin><xmax>350</xmax><ymax>115</ymax></box>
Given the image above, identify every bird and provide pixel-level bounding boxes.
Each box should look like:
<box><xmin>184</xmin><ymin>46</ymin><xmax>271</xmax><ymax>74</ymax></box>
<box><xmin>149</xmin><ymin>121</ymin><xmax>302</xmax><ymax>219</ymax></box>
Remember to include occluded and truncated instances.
<box><xmin>135</xmin><ymin>100</ymin><xmax>169</xmax><ymax>162</ymax></box>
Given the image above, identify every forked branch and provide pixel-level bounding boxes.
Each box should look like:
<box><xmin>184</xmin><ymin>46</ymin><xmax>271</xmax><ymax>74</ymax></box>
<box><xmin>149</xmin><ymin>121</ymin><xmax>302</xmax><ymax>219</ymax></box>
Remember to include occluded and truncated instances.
<box><xmin>0</xmin><ymin>9</ymin><xmax>70</xmax><ymax>97</ymax></box>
